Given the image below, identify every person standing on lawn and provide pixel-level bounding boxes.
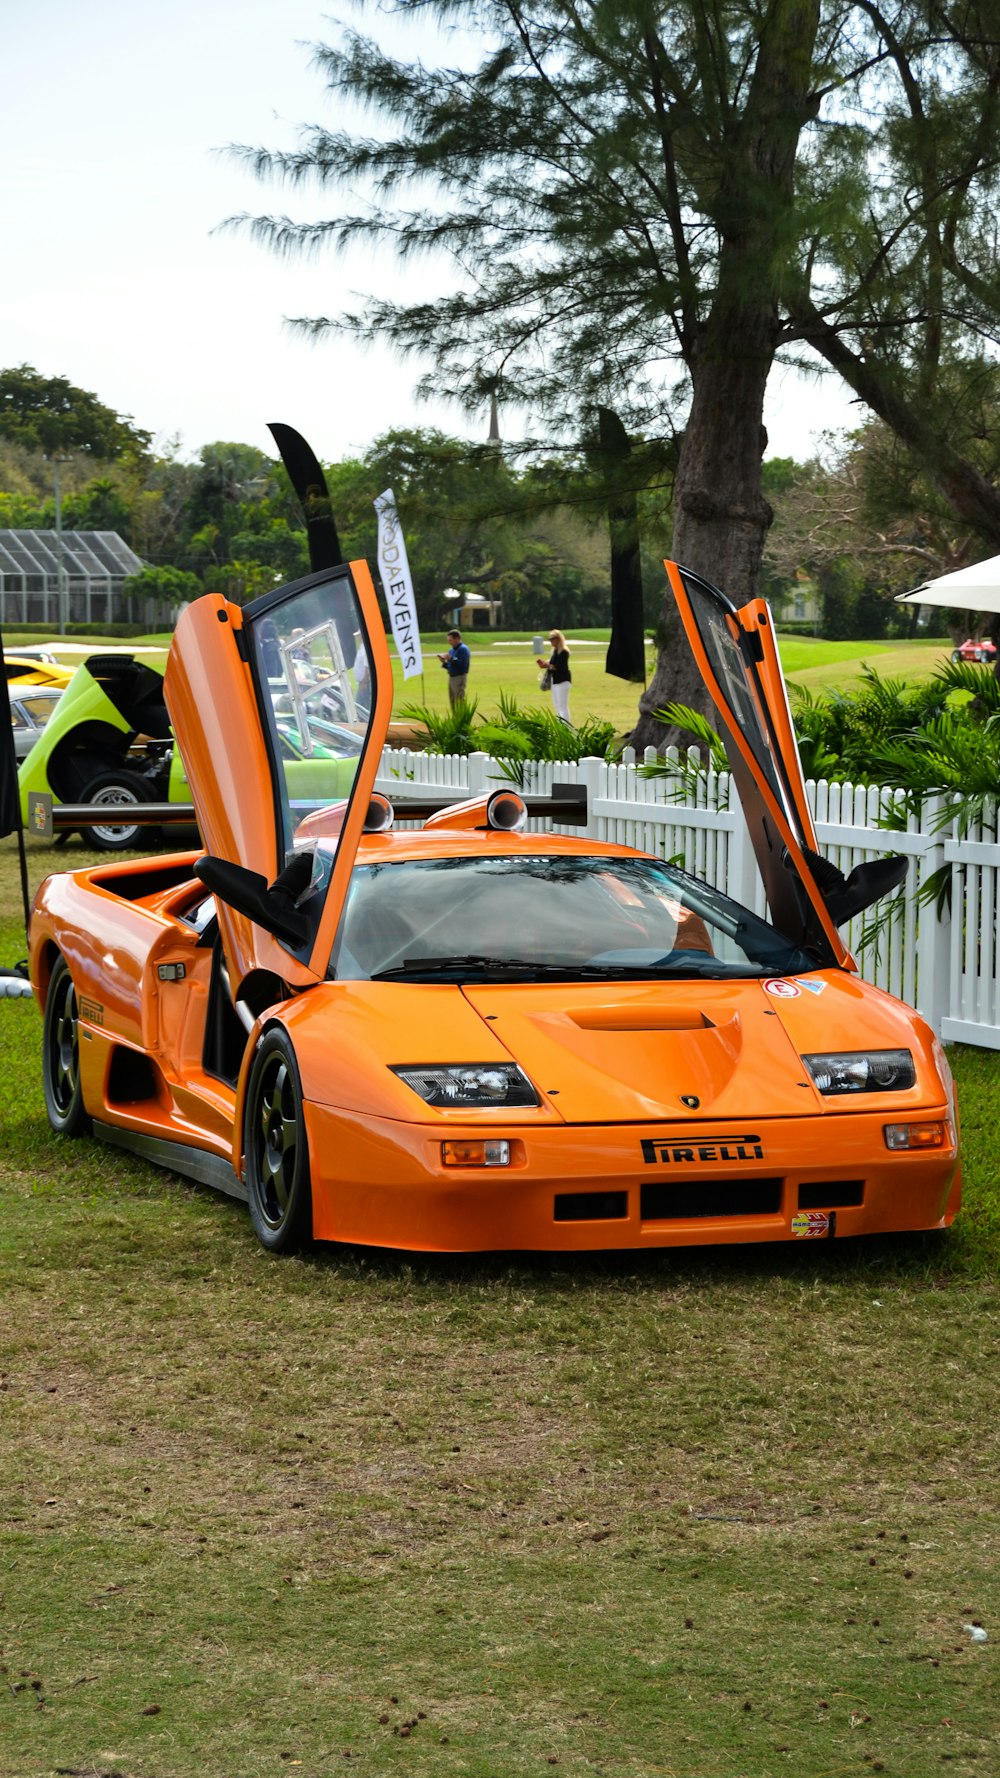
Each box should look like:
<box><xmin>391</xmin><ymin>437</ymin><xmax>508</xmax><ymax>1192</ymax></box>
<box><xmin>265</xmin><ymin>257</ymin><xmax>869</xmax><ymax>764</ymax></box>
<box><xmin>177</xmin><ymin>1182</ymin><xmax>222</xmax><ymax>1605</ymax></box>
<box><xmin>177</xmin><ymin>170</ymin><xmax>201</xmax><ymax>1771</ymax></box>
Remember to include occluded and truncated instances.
<box><xmin>438</xmin><ymin>629</ymin><xmax>471</xmax><ymax>705</ymax></box>
<box><xmin>537</xmin><ymin>628</ymin><xmax>572</xmax><ymax>724</ymax></box>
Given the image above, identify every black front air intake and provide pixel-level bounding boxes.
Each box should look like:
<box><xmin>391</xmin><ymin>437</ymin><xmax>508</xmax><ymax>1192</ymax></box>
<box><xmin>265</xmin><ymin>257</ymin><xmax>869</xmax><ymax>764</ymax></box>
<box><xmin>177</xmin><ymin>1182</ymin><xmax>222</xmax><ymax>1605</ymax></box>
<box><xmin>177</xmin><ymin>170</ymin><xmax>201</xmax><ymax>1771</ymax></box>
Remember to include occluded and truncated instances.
<box><xmin>554</xmin><ymin>1191</ymin><xmax>628</xmax><ymax>1222</ymax></box>
<box><xmin>641</xmin><ymin>1179</ymin><xmax>783</xmax><ymax>1220</ymax></box>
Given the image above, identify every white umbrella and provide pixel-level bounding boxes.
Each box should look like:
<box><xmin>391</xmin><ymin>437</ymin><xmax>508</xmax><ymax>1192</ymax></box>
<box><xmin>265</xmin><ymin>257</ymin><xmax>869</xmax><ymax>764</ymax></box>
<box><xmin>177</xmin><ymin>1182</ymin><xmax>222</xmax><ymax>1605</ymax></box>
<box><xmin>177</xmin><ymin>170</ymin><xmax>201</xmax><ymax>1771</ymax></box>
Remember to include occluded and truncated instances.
<box><xmin>896</xmin><ymin>553</ymin><xmax>1000</xmax><ymax>613</ymax></box>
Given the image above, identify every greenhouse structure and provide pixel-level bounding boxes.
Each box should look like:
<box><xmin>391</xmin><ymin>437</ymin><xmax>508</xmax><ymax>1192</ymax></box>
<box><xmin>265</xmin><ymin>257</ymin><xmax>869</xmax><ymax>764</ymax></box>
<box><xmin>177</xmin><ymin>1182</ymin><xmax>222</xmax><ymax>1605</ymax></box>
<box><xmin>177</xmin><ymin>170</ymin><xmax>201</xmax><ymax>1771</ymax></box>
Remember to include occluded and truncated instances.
<box><xmin>0</xmin><ymin>530</ymin><xmax>145</xmax><ymax>627</ymax></box>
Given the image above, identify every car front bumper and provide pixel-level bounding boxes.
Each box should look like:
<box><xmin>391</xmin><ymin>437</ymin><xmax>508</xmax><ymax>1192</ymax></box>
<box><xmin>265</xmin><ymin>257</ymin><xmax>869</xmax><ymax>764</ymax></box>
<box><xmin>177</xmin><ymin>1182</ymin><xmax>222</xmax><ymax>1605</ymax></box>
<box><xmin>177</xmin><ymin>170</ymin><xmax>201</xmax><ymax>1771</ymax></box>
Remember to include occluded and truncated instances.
<box><xmin>304</xmin><ymin>1102</ymin><xmax>961</xmax><ymax>1252</ymax></box>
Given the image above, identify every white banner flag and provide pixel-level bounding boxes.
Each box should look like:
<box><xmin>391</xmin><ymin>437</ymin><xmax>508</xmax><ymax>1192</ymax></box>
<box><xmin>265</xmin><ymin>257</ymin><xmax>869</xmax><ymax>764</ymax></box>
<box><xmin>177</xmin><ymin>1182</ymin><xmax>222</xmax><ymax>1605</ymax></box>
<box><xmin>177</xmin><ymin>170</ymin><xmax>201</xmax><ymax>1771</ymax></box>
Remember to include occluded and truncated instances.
<box><xmin>374</xmin><ymin>488</ymin><xmax>423</xmax><ymax>679</ymax></box>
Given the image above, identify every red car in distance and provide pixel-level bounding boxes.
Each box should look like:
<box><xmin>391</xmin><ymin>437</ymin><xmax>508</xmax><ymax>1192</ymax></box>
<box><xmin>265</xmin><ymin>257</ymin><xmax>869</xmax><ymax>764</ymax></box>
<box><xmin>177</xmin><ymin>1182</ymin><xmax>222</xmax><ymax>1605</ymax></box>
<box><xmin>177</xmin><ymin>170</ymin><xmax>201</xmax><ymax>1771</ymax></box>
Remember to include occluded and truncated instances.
<box><xmin>951</xmin><ymin>636</ymin><xmax>997</xmax><ymax>663</ymax></box>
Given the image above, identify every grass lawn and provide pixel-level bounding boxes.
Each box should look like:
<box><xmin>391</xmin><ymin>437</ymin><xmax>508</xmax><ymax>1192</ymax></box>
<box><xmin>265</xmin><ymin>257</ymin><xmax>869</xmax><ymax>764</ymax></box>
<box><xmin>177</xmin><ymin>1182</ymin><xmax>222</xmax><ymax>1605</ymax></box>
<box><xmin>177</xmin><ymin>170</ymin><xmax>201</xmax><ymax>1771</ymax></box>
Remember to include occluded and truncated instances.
<box><xmin>1</xmin><ymin>835</ymin><xmax>997</xmax><ymax>1778</ymax></box>
<box><xmin>394</xmin><ymin>636</ymin><xmax>955</xmax><ymax>730</ymax></box>
<box><xmin>8</xmin><ymin>627</ymin><xmax>958</xmax><ymax>739</ymax></box>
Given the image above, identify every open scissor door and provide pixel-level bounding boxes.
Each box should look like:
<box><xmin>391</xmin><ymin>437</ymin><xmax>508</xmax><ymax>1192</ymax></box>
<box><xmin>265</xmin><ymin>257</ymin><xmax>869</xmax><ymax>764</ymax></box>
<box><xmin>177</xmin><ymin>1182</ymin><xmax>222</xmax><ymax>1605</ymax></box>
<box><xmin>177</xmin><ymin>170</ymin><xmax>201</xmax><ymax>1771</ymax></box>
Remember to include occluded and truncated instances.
<box><xmin>164</xmin><ymin>560</ymin><xmax>392</xmax><ymax>989</ymax></box>
<box><xmin>666</xmin><ymin>559</ymin><xmax>854</xmax><ymax>967</ymax></box>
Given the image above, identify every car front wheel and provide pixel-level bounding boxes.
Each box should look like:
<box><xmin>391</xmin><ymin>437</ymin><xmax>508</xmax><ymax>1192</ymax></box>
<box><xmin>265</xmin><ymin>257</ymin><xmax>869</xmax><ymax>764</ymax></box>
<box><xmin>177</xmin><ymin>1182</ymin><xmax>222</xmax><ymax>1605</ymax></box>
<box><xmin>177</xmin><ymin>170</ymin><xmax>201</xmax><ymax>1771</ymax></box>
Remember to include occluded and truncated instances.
<box><xmin>244</xmin><ymin>1028</ymin><xmax>313</xmax><ymax>1253</ymax></box>
<box><xmin>42</xmin><ymin>955</ymin><xmax>91</xmax><ymax>1136</ymax></box>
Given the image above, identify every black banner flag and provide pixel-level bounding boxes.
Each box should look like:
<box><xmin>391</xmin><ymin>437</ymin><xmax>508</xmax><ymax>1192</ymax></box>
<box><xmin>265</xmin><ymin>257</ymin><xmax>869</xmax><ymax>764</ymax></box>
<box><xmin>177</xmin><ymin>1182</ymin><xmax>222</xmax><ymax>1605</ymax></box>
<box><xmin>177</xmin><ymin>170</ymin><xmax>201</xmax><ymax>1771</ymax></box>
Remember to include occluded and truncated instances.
<box><xmin>267</xmin><ymin>423</ymin><xmax>343</xmax><ymax>571</ymax></box>
<box><xmin>598</xmin><ymin>407</ymin><xmax>646</xmax><ymax>683</ymax></box>
<box><xmin>0</xmin><ymin>621</ymin><xmax>21</xmax><ymax>839</ymax></box>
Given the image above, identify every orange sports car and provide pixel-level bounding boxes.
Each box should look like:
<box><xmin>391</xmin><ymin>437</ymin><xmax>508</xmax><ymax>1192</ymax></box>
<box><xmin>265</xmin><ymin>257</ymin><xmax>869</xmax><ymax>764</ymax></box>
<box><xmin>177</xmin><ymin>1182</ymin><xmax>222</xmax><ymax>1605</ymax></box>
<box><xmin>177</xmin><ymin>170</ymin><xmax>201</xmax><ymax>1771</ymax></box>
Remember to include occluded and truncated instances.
<box><xmin>29</xmin><ymin>557</ymin><xmax>961</xmax><ymax>1254</ymax></box>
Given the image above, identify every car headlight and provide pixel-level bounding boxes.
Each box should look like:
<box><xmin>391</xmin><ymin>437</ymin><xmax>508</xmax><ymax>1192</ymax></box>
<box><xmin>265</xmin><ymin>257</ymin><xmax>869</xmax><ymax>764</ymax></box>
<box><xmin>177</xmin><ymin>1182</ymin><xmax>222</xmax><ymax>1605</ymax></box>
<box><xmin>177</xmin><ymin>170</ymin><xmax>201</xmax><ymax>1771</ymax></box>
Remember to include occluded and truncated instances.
<box><xmin>390</xmin><ymin>1063</ymin><xmax>539</xmax><ymax>1108</ymax></box>
<box><xmin>803</xmin><ymin>1049</ymin><xmax>916</xmax><ymax>1095</ymax></box>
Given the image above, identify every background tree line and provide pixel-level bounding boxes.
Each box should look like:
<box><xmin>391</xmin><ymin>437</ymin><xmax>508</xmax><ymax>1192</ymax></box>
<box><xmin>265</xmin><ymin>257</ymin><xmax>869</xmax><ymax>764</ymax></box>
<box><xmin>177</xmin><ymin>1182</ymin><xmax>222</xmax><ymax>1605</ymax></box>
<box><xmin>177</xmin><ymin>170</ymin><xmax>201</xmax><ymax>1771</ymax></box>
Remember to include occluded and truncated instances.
<box><xmin>0</xmin><ymin>361</ymin><xmax>974</xmax><ymax>648</ymax></box>
<box><xmin>0</xmin><ymin>366</ymin><xmax>631</xmax><ymax>629</ymax></box>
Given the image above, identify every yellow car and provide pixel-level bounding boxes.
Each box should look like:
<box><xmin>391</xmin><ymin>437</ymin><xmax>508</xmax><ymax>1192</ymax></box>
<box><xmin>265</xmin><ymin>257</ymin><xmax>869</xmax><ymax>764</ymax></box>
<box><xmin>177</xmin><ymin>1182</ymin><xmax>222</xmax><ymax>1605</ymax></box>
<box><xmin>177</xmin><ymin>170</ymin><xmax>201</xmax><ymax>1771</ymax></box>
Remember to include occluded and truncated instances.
<box><xmin>4</xmin><ymin>650</ymin><xmax>75</xmax><ymax>689</ymax></box>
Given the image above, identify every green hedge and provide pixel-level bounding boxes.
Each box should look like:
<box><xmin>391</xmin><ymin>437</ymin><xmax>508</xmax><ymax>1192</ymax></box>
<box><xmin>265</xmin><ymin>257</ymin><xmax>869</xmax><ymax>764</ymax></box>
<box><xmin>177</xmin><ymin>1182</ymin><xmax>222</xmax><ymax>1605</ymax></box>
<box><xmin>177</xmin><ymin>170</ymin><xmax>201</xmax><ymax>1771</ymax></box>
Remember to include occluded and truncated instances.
<box><xmin>1</xmin><ymin>620</ymin><xmax>149</xmax><ymax>638</ymax></box>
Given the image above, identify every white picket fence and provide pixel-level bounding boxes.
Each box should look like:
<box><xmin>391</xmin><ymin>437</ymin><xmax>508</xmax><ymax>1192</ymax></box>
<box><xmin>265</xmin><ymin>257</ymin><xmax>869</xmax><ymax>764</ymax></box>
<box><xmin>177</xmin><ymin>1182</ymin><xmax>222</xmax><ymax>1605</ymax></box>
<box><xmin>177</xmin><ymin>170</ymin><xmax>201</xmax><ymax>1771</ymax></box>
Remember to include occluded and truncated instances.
<box><xmin>375</xmin><ymin>743</ymin><xmax>1000</xmax><ymax>1050</ymax></box>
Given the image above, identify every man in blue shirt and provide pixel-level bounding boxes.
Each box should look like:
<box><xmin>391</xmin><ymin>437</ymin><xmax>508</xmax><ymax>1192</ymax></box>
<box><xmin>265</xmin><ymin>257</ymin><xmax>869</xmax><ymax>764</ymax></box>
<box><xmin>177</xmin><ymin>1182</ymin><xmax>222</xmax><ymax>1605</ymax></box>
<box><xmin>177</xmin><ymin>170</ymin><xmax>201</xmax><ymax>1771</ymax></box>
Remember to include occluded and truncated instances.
<box><xmin>438</xmin><ymin>629</ymin><xmax>471</xmax><ymax>705</ymax></box>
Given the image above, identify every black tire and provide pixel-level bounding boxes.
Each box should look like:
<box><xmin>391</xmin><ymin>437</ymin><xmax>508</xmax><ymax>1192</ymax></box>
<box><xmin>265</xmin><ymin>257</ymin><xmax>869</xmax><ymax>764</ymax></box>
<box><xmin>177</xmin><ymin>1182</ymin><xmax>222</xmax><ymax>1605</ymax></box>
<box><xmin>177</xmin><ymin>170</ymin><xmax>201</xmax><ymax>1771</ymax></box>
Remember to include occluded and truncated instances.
<box><xmin>79</xmin><ymin>769</ymin><xmax>153</xmax><ymax>851</ymax></box>
<box><xmin>42</xmin><ymin>955</ymin><xmax>91</xmax><ymax>1137</ymax></box>
<box><xmin>951</xmin><ymin>649</ymin><xmax>962</xmax><ymax>663</ymax></box>
<box><xmin>244</xmin><ymin>1028</ymin><xmax>312</xmax><ymax>1253</ymax></box>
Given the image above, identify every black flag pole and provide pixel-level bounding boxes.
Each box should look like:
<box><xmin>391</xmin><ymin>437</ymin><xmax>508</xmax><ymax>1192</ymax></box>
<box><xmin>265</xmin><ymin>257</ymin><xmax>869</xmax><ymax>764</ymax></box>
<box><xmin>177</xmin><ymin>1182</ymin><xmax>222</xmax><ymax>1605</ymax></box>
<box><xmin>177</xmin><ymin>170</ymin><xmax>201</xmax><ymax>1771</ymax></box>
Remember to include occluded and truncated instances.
<box><xmin>0</xmin><ymin>619</ymin><xmax>34</xmax><ymax>957</ymax></box>
<box><xmin>597</xmin><ymin>407</ymin><xmax>647</xmax><ymax>684</ymax></box>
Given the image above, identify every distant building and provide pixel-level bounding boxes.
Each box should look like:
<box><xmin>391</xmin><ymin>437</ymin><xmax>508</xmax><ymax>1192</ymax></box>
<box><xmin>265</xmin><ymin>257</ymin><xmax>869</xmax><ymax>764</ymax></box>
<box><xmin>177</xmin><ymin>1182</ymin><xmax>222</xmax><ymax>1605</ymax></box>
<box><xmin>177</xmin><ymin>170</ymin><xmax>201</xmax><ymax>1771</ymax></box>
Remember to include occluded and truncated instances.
<box><xmin>0</xmin><ymin>530</ymin><xmax>145</xmax><ymax>626</ymax></box>
<box><xmin>442</xmin><ymin>586</ymin><xmax>503</xmax><ymax>629</ymax></box>
<box><xmin>771</xmin><ymin>570</ymin><xmax>821</xmax><ymax>628</ymax></box>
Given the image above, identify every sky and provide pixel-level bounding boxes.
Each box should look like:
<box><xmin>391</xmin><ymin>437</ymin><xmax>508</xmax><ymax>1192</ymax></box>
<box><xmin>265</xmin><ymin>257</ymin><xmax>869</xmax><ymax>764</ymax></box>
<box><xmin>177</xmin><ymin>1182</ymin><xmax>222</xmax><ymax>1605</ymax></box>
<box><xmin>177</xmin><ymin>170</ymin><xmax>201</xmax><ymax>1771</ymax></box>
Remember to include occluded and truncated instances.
<box><xmin>2</xmin><ymin>0</ymin><xmax>856</xmax><ymax>468</ymax></box>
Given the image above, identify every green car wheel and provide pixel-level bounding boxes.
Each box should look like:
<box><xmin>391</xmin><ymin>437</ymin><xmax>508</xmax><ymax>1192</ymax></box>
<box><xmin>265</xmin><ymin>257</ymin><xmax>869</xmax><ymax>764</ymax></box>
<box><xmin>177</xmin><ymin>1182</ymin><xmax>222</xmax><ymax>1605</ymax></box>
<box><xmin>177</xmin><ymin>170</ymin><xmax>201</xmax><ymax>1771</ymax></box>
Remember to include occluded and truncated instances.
<box><xmin>79</xmin><ymin>769</ymin><xmax>154</xmax><ymax>851</ymax></box>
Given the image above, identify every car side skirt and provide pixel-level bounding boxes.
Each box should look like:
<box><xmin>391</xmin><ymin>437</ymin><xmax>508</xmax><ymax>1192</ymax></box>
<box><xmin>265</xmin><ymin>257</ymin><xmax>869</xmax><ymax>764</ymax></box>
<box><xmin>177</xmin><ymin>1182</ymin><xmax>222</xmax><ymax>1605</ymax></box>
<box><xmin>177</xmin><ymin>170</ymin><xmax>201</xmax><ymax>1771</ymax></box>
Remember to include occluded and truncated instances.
<box><xmin>94</xmin><ymin>1120</ymin><xmax>247</xmax><ymax>1202</ymax></box>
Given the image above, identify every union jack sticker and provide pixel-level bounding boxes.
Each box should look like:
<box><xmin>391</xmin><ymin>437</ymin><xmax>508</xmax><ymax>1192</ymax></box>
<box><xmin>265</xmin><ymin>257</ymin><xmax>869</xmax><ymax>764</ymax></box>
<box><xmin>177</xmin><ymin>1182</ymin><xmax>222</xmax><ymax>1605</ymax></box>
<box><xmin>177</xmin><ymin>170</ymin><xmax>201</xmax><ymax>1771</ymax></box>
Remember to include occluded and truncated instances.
<box><xmin>791</xmin><ymin>1211</ymin><xmax>830</xmax><ymax>1239</ymax></box>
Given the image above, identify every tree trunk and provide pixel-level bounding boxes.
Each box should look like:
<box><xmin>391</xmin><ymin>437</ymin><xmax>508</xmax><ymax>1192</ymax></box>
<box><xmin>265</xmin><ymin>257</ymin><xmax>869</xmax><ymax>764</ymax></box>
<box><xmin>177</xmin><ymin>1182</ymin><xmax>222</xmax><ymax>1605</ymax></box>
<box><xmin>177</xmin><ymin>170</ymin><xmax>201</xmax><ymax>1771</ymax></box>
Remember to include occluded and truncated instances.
<box><xmin>632</xmin><ymin>330</ymin><xmax>775</xmax><ymax>749</ymax></box>
<box><xmin>631</xmin><ymin>0</ymin><xmax>821</xmax><ymax>752</ymax></box>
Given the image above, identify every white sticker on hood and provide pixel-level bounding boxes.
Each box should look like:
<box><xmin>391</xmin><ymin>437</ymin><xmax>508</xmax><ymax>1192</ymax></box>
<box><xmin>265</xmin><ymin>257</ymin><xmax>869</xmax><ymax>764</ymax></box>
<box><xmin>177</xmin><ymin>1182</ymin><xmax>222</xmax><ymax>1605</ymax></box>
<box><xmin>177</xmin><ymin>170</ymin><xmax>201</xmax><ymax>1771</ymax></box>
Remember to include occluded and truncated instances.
<box><xmin>763</xmin><ymin>978</ymin><xmax>800</xmax><ymax>999</ymax></box>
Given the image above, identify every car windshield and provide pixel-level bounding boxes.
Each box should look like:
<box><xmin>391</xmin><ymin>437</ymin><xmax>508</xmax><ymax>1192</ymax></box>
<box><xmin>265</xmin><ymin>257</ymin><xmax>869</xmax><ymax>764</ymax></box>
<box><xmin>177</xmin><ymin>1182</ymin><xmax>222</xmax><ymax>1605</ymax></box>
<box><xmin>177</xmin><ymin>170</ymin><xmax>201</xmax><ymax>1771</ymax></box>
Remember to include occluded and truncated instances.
<box><xmin>329</xmin><ymin>854</ymin><xmax>817</xmax><ymax>982</ymax></box>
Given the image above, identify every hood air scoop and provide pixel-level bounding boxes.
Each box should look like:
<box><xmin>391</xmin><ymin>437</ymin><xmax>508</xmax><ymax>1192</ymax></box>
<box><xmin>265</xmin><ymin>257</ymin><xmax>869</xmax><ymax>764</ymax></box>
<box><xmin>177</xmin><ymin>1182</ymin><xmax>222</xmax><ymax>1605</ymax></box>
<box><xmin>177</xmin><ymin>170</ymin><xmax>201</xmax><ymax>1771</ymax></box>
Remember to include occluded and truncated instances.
<box><xmin>567</xmin><ymin>1006</ymin><xmax>715</xmax><ymax>1033</ymax></box>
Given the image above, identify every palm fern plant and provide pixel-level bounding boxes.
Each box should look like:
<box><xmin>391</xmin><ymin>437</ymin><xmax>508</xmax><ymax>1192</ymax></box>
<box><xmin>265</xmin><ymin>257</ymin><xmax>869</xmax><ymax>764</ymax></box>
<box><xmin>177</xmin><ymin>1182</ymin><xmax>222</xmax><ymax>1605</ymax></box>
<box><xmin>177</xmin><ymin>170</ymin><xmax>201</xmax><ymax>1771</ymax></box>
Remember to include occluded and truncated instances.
<box><xmin>478</xmin><ymin>693</ymin><xmax>616</xmax><ymax>780</ymax></box>
<box><xmin>639</xmin><ymin>703</ymin><xmax>731</xmax><ymax>803</ymax></box>
<box><xmin>864</xmin><ymin>662</ymin><xmax>1000</xmax><ymax>833</ymax></box>
<box><xmin>788</xmin><ymin>667</ymin><xmax>953</xmax><ymax>783</ymax></box>
<box><xmin>399</xmin><ymin>691</ymin><xmax>616</xmax><ymax>775</ymax></box>
<box><xmin>398</xmin><ymin>696</ymin><xmax>480</xmax><ymax>754</ymax></box>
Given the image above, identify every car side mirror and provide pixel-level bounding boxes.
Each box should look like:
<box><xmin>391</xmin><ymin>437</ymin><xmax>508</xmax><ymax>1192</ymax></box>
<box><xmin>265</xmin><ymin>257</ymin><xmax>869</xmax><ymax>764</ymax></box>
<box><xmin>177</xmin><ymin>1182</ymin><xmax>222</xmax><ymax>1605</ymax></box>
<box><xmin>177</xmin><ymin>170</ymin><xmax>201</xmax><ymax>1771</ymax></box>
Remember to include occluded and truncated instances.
<box><xmin>194</xmin><ymin>851</ymin><xmax>312</xmax><ymax>946</ymax></box>
<box><xmin>800</xmin><ymin>847</ymin><xmax>908</xmax><ymax>926</ymax></box>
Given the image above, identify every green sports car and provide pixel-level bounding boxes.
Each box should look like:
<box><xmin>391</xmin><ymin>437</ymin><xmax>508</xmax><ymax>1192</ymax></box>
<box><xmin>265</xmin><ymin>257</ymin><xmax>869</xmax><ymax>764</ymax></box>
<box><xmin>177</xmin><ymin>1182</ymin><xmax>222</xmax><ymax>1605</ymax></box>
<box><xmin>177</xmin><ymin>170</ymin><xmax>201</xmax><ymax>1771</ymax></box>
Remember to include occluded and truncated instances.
<box><xmin>18</xmin><ymin>651</ymin><xmax>363</xmax><ymax>851</ymax></box>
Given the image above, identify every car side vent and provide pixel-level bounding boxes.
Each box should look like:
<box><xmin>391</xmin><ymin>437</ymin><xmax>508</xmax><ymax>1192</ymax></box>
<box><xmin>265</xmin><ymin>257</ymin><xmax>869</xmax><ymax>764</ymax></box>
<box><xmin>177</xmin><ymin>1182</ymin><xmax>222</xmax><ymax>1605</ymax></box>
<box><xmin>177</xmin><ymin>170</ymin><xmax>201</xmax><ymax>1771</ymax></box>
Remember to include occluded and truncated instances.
<box><xmin>107</xmin><ymin>1045</ymin><xmax>157</xmax><ymax>1105</ymax></box>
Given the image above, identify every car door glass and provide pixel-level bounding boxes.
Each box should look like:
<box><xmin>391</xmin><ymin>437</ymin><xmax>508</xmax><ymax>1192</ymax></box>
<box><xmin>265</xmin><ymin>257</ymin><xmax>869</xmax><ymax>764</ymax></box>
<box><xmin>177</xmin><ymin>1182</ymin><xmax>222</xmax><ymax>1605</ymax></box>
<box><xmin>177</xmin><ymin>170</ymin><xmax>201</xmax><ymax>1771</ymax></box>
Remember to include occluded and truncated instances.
<box><xmin>677</xmin><ymin>567</ymin><xmax>800</xmax><ymax>836</ymax></box>
<box><xmin>244</xmin><ymin>568</ymin><xmax>376</xmax><ymax>861</ymax></box>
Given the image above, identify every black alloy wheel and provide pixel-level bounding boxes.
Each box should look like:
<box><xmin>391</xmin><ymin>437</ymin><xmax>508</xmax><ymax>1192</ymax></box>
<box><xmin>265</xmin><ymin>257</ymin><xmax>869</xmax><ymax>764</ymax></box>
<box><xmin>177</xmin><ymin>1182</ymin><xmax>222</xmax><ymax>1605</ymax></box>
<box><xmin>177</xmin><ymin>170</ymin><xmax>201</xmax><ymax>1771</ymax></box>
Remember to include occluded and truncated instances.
<box><xmin>42</xmin><ymin>955</ymin><xmax>91</xmax><ymax>1136</ymax></box>
<box><xmin>244</xmin><ymin>1027</ymin><xmax>313</xmax><ymax>1253</ymax></box>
